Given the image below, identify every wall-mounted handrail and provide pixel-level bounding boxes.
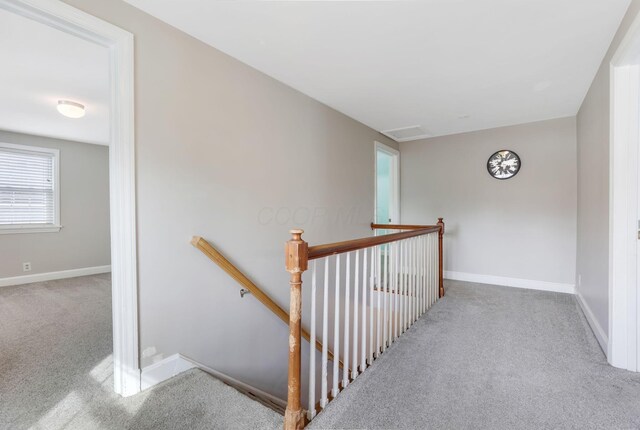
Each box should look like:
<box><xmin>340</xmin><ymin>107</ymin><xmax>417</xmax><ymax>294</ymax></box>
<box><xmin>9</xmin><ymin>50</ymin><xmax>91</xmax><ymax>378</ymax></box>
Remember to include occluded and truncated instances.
<box><xmin>191</xmin><ymin>236</ymin><xmax>335</xmax><ymax>362</ymax></box>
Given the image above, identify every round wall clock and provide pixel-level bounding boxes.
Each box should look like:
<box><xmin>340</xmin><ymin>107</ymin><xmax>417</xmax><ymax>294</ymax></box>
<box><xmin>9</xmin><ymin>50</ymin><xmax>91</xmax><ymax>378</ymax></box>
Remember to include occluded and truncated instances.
<box><xmin>487</xmin><ymin>150</ymin><xmax>521</xmax><ymax>180</ymax></box>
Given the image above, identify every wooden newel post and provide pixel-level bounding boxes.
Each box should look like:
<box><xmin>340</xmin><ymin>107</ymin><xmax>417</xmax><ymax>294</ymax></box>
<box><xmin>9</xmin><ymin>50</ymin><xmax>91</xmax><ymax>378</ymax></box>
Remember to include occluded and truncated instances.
<box><xmin>437</xmin><ymin>218</ymin><xmax>445</xmax><ymax>298</ymax></box>
<box><xmin>284</xmin><ymin>229</ymin><xmax>308</xmax><ymax>430</ymax></box>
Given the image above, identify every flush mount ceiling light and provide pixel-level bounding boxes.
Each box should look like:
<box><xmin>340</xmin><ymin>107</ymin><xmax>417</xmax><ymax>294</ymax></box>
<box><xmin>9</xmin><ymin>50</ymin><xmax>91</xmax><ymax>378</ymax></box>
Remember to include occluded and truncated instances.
<box><xmin>56</xmin><ymin>100</ymin><xmax>85</xmax><ymax>118</ymax></box>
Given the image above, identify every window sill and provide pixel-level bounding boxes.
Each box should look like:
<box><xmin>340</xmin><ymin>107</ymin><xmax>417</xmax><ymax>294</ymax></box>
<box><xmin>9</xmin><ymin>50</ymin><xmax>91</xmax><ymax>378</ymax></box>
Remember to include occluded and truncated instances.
<box><xmin>0</xmin><ymin>225</ymin><xmax>62</xmax><ymax>235</ymax></box>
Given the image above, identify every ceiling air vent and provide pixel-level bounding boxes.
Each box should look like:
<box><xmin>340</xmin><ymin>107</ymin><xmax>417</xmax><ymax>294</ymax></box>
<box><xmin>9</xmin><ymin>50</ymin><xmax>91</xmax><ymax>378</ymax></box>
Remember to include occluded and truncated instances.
<box><xmin>380</xmin><ymin>125</ymin><xmax>431</xmax><ymax>142</ymax></box>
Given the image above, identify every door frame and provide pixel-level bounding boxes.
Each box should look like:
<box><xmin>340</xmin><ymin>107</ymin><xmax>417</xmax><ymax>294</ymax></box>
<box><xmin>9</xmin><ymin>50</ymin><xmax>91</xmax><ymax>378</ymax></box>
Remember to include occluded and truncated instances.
<box><xmin>0</xmin><ymin>0</ymin><xmax>141</xmax><ymax>395</ymax></box>
<box><xmin>609</xmin><ymin>10</ymin><xmax>640</xmax><ymax>372</ymax></box>
<box><xmin>374</xmin><ymin>141</ymin><xmax>400</xmax><ymax>225</ymax></box>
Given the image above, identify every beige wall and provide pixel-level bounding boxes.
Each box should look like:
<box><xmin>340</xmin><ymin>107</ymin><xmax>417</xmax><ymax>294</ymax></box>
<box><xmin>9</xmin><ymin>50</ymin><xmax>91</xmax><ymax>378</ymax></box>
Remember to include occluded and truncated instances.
<box><xmin>576</xmin><ymin>1</ymin><xmax>640</xmax><ymax>338</ymax></box>
<box><xmin>60</xmin><ymin>0</ymin><xmax>397</xmax><ymax>399</ymax></box>
<box><xmin>0</xmin><ymin>130</ymin><xmax>110</xmax><ymax>278</ymax></box>
<box><xmin>400</xmin><ymin>117</ymin><xmax>577</xmax><ymax>286</ymax></box>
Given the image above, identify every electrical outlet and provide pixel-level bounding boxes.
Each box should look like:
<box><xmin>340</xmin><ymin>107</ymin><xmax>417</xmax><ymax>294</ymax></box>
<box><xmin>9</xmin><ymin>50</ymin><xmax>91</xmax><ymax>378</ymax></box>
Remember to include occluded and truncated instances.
<box><xmin>577</xmin><ymin>274</ymin><xmax>581</xmax><ymax>287</ymax></box>
<box><xmin>22</xmin><ymin>262</ymin><xmax>31</xmax><ymax>272</ymax></box>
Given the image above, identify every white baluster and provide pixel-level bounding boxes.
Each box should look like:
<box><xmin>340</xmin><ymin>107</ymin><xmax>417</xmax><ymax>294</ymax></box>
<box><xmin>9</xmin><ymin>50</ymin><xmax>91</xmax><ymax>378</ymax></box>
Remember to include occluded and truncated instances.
<box><xmin>430</xmin><ymin>234</ymin><xmax>434</xmax><ymax>307</ymax></box>
<box><xmin>369</xmin><ymin>247</ymin><xmax>375</xmax><ymax>364</ymax></box>
<box><xmin>408</xmin><ymin>239</ymin><xmax>411</xmax><ymax>327</ymax></box>
<box><xmin>376</xmin><ymin>245</ymin><xmax>381</xmax><ymax>357</ymax></box>
<box><xmin>433</xmin><ymin>236</ymin><xmax>440</xmax><ymax>302</ymax></box>
<box><xmin>426</xmin><ymin>235</ymin><xmax>429</xmax><ymax>309</ymax></box>
<box><xmin>361</xmin><ymin>248</ymin><xmax>368</xmax><ymax>371</ymax></box>
<box><xmin>408</xmin><ymin>238</ymin><xmax>416</xmax><ymax>327</ymax></box>
<box><xmin>390</xmin><ymin>242</ymin><xmax>396</xmax><ymax>343</ymax></box>
<box><xmin>432</xmin><ymin>233</ymin><xmax>436</xmax><ymax>305</ymax></box>
<box><xmin>321</xmin><ymin>258</ymin><xmax>329</xmax><ymax>408</ymax></box>
<box><xmin>421</xmin><ymin>235</ymin><xmax>426</xmax><ymax>315</ymax></box>
<box><xmin>389</xmin><ymin>243</ymin><xmax>394</xmax><ymax>344</ymax></box>
<box><xmin>425</xmin><ymin>235</ymin><xmax>429</xmax><ymax>311</ymax></box>
<box><xmin>434</xmin><ymin>233</ymin><xmax>438</xmax><ymax>304</ymax></box>
<box><xmin>415</xmin><ymin>237</ymin><xmax>419</xmax><ymax>317</ymax></box>
<box><xmin>408</xmin><ymin>239</ymin><xmax>412</xmax><ymax>326</ymax></box>
<box><xmin>332</xmin><ymin>255</ymin><xmax>340</xmax><ymax>397</ymax></box>
<box><xmin>416</xmin><ymin>236</ymin><xmax>421</xmax><ymax>319</ymax></box>
<box><xmin>395</xmin><ymin>241</ymin><xmax>400</xmax><ymax>340</ymax></box>
<box><xmin>416</xmin><ymin>238</ymin><xmax>419</xmax><ymax>320</ymax></box>
<box><xmin>416</xmin><ymin>237</ymin><xmax>420</xmax><ymax>321</ymax></box>
<box><xmin>409</xmin><ymin>238</ymin><xmax>414</xmax><ymax>324</ymax></box>
<box><xmin>405</xmin><ymin>239</ymin><xmax>409</xmax><ymax>330</ymax></box>
<box><xmin>308</xmin><ymin>261</ymin><xmax>317</xmax><ymax>420</ymax></box>
<box><xmin>352</xmin><ymin>250</ymin><xmax>359</xmax><ymax>379</ymax></box>
<box><xmin>343</xmin><ymin>253</ymin><xmax>350</xmax><ymax>388</ymax></box>
<box><xmin>415</xmin><ymin>237</ymin><xmax>419</xmax><ymax>321</ymax></box>
<box><xmin>388</xmin><ymin>243</ymin><xmax>392</xmax><ymax>346</ymax></box>
<box><xmin>382</xmin><ymin>243</ymin><xmax>388</xmax><ymax>352</ymax></box>
<box><xmin>425</xmin><ymin>235</ymin><xmax>429</xmax><ymax>309</ymax></box>
<box><xmin>424</xmin><ymin>235</ymin><xmax>428</xmax><ymax>310</ymax></box>
<box><xmin>426</xmin><ymin>234</ymin><xmax>431</xmax><ymax>310</ymax></box>
<box><xmin>428</xmin><ymin>235</ymin><xmax>432</xmax><ymax>307</ymax></box>
<box><xmin>416</xmin><ymin>236</ymin><xmax>424</xmax><ymax>319</ymax></box>
<box><xmin>429</xmin><ymin>234</ymin><xmax>436</xmax><ymax>307</ymax></box>
<box><xmin>432</xmin><ymin>233</ymin><xmax>436</xmax><ymax>306</ymax></box>
<box><xmin>401</xmin><ymin>239</ymin><xmax>406</xmax><ymax>333</ymax></box>
<box><xmin>390</xmin><ymin>242</ymin><xmax>395</xmax><ymax>343</ymax></box>
<box><xmin>412</xmin><ymin>238</ymin><xmax>416</xmax><ymax>323</ymax></box>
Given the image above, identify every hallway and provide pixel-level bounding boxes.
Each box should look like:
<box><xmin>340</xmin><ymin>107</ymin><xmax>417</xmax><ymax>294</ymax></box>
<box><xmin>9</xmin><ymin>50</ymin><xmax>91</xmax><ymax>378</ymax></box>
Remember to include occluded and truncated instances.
<box><xmin>310</xmin><ymin>280</ymin><xmax>640</xmax><ymax>429</ymax></box>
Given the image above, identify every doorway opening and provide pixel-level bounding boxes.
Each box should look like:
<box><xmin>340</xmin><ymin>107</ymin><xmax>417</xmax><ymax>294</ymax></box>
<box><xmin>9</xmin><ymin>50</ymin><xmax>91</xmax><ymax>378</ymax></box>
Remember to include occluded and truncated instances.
<box><xmin>609</xmin><ymin>10</ymin><xmax>640</xmax><ymax>372</ymax></box>
<box><xmin>375</xmin><ymin>141</ymin><xmax>400</xmax><ymax>227</ymax></box>
<box><xmin>0</xmin><ymin>0</ymin><xmax>139</xmax><ymax>396</ymax></box>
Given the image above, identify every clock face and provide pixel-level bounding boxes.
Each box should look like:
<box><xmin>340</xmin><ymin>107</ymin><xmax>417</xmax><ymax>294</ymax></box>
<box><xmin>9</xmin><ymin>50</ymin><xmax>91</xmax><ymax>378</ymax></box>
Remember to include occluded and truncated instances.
<box><xmin>487</xmin><ymin>150</ymin><xmax>521</xmax><ymax>180</ymax></box>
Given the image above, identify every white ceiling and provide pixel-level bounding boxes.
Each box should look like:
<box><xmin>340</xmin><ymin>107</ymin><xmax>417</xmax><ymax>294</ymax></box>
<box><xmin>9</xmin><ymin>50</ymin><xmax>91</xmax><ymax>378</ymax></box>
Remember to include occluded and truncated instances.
<box><xmin>0</xmin><ymin>8</ymin><xmax>110</xmax><ymax>145</ymax></box>
<box><xmin>124</xmin><ymin>0</ymin><xmax>630</xmax><ymax>139</ymax></box>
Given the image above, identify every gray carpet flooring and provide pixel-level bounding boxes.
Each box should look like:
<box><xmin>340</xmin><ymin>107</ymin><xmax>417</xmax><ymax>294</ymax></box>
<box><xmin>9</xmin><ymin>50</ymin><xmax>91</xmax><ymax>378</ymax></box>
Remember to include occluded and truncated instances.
<box><xmin>5</xmin><ymin>275</ymin><xmax>640</xmax><ymax>429</ymax></box>
<box><xmin>0</xmin><ymin>274</ymin><xmax>282</xmax><ymax>430</ymax></box>
<box><xmin>309</xmin><ymin>280</ymin><xmax>640</xmax><ymax>430</ymax></box>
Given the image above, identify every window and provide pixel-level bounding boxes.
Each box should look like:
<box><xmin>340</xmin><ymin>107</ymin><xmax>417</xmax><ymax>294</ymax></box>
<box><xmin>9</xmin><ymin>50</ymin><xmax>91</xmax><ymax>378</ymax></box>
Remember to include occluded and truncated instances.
<box><xmin>0</xmin><ymin>142</ymin><xmax>60</xmax><ymax>234</ymax></box>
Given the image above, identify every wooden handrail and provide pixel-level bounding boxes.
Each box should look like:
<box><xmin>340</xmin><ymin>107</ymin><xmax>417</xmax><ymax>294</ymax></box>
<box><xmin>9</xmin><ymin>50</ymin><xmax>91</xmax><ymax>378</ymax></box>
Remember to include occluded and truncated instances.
<box><xmin>308</xmin><ymin>226</ymin><xmax>440</xmax><ymax>260</ymax></box>
<box><xmin>191</xmin><ymin>236</ymin><xmax>335</xmax><ymax>362</ymax></box>
<box><xmin>370</xmin><ymin>222</ymin><xmax>437</xmax><ymax>230</ymax></box>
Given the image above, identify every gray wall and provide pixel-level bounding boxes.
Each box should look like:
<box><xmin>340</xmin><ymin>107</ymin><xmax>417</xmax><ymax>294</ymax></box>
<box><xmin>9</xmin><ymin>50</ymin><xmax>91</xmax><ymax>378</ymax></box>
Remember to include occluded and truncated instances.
<box><xmin>400</xmin><ymin>117</ymin><xmax>577</xmax><ymax>286</ymax></box>
<box><xmin>0</xmin><ymin>130</ymin><xmax>110</xmax><ymax>278</ymax></box>
<box><xmin>61</xmin><ymin>0</ymin><xmax>397</xmax><ymax>400</ymax></box>
<box><xmin>576</xmin><ymin>1</ymin><xmax>640</xmax><ymax>337</ymax></box>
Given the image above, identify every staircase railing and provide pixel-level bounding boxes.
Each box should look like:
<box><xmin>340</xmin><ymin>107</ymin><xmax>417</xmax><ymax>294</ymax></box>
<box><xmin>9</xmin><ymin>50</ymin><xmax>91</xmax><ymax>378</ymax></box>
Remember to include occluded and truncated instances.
<box><xmin>284</xmin><ymin>219</ymin><xmax>445</xmax><ymax>430</ymax></box>
<box><xmin>371</xmin><ymin>218</ymin><xmax>445</xmax><ymax>298</ymax></box>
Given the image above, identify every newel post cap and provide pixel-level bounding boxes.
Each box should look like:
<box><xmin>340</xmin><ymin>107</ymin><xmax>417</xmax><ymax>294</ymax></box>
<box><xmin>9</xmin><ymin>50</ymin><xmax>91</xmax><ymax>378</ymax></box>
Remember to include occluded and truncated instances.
<box><xmin>285</xmin><ymin>229</ymin><xmax>308</xmax><ymax>274</ymax></box>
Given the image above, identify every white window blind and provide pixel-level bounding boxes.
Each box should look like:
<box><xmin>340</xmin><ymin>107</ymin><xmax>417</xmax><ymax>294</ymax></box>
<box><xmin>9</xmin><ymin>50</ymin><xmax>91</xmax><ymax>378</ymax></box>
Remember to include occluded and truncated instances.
<box><xmin>0</xmin><ymin>144</ymin><xmax>57</xmax><ymax>227</ymax></box>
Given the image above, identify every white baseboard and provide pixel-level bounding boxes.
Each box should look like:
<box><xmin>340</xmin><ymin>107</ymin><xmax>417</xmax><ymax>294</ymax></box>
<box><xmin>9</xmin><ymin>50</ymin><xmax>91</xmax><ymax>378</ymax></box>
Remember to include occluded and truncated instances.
<box><xmin>140</xmin><ymin>353</ymin><xmax>286</xmax><ymax>411</ymax></box>
<box><xmin>575</xmin><ymin>291</ymin><xmax>608</xmax><ymax>354</ymax></box>
<box><xmin>0</xmin><ymin>265</ymin><xmax>111</xmax><ymax>288</ymax></box>
<box><xmin>140</xmin><ymin>353</ymin><xmax>196</xmax><ymax>390</ymax></box>
<box><xmin>444</xmin><ymin>271</ymin><xmax>576</xmax><ymax>294</ymax></box>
